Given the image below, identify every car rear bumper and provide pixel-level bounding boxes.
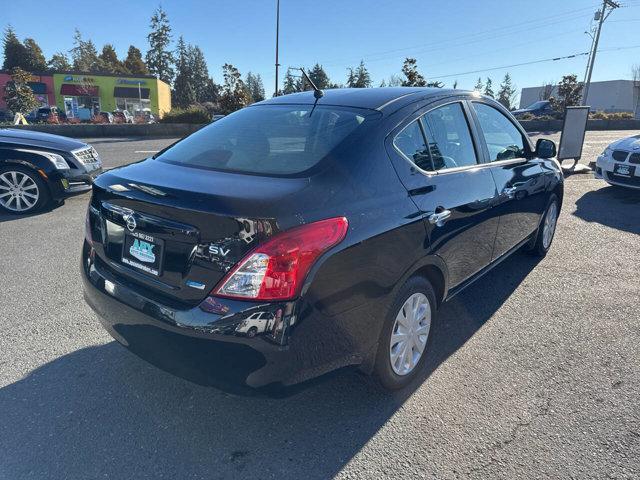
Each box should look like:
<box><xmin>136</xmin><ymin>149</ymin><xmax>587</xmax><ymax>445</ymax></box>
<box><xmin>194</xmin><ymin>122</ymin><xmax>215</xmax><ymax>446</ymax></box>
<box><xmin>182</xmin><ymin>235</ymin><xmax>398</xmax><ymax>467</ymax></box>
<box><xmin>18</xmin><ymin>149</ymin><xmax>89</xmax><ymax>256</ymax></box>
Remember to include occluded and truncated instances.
<box><xmin>81</xmin><ymin>241</ymin><xmax>367</xmax><ymax>394</ymax></box>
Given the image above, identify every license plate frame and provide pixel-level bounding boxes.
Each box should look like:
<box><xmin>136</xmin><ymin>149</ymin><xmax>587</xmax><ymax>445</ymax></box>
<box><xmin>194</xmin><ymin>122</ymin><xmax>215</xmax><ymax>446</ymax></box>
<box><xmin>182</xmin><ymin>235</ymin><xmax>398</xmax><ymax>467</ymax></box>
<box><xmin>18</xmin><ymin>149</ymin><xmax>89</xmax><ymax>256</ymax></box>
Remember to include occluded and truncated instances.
<box><xmin>121</xmin><ymin>231</ymin><xmax>165</xmax><ymax>277</ymax></box>
<box><xmin>613</xmin><ymin>163</ymin><xmax>635</xmax><ymax>177</ymax></box>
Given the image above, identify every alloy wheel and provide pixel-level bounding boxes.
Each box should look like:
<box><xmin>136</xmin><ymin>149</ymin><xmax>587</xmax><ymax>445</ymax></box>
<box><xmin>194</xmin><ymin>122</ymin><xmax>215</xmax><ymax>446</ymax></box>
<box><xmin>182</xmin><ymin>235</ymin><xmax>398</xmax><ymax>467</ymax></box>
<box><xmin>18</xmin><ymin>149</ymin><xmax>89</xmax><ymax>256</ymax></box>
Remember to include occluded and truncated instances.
<box><xmin>0</xmin><ymin>171</ymin><xmax>40</xmax><ymax>212</ymax></box>
<box><xmin>542</xmin><ymin>201</ymin><xmax>558</xmax><ymax>249</ymax></box>
<box><xmin>389</xmin><ymin>292</ymin><xmax>431</xmax><ymax>376</ymax></box>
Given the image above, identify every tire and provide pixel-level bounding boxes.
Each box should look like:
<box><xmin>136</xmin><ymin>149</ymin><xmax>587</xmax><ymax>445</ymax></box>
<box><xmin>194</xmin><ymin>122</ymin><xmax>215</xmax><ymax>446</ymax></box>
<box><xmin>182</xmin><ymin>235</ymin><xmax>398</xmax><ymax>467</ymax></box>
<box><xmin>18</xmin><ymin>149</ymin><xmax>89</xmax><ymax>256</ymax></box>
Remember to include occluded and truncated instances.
<box><xmin>526</xmin><ymin>194</ymin><xmax>559</xmax><ymax>257</ymax></box>
<box><xmin>373</xmin><ymin>276</ymin><xmax>437</xmax><ymax>390</ymax></box>
<box><xmin>0</xmin><ymin>165</ymin><xmax>51</xmax><ymax>214</ymax></box>
<box><xmin>247</xmin><ymin>327</ymin><xmax>258</xmax><ymax>338</ymax></box>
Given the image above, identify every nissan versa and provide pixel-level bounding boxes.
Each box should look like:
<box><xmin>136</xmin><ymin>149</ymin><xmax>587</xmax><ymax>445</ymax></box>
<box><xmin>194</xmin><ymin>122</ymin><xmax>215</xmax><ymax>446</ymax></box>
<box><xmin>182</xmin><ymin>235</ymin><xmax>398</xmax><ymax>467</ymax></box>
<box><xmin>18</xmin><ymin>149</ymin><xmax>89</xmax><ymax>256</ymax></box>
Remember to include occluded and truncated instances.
<box><xmin>82</xmin><ymin>88</ymin><xmax>562</xmax><ymax>394</ymax></box>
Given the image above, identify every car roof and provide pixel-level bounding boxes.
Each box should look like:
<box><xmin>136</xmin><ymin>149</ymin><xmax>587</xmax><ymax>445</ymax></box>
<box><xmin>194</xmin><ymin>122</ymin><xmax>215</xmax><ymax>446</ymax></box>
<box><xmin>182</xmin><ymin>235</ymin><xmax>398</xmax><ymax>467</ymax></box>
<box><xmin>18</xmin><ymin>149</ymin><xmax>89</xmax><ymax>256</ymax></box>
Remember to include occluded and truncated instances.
<box><xmin>256</xmin><ymin>87</ymin><xmax>473</xmax><ymax>112</ymax></box>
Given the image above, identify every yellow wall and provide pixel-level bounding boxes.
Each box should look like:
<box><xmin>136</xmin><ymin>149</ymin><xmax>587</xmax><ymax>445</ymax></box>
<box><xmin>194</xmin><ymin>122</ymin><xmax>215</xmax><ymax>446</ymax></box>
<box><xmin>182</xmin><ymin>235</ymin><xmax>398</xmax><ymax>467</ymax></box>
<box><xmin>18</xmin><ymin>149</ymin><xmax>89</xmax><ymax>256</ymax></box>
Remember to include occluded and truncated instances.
<box><xmin>156</xmin><ymin>79</ymin><xmax>171</xmax><ymax>118</ymax></box>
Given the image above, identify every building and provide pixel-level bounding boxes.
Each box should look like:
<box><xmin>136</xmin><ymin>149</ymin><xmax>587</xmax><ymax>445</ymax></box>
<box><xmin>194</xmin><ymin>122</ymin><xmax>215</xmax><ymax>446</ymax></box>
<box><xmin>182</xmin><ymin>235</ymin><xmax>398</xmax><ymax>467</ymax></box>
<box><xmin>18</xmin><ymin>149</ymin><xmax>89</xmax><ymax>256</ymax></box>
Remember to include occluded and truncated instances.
<box><xmin>519</xmin><ymin>79</ymin><xmax>640</xmax><ymax>117</ymax></box>
<box><xmin>0</xmin><ymin>70</ymin><xmax>171</xmax><ymax>118</ymax></box>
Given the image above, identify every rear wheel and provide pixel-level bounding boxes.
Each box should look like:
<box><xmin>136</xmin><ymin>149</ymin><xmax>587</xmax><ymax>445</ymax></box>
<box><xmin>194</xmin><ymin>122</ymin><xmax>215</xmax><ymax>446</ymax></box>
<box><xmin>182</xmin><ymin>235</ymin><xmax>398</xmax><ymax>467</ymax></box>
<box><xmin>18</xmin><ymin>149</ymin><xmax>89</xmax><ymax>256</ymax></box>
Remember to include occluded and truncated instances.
<box><xmin>527</xmin><ymin>194</ymin><xmax>559</xmax><ymax>257</ymax></box>
<box><xmin>0</xmin><ymin>166</ymin><xmax>50</xmax><ymax>214</ymax></box>
<box><xmin>374</xmin><ymin>276</ymin><xmax>437</xmax><ymax>390</ymax></box>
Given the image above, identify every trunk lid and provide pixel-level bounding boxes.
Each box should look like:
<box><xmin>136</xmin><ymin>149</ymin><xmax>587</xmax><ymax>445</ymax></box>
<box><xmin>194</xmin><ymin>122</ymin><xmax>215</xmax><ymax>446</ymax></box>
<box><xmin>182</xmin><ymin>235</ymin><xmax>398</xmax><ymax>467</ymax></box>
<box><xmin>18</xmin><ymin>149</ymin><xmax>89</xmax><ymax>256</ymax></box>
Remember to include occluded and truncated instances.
<box><xmin>88</xmin><ymin>159</ymin><xmax>309</xmax><ymax>306</ymax></box>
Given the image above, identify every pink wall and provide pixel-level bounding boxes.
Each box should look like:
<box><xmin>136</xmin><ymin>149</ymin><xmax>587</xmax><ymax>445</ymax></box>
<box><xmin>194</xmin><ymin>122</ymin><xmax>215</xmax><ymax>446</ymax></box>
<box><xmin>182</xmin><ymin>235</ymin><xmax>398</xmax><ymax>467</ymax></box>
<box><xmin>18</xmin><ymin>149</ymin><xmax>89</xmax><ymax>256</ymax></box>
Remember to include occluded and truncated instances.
<box><xmin>0</xmin><ymin>72</ymin><xmax>55</xmax><ymax>111</ymax></box>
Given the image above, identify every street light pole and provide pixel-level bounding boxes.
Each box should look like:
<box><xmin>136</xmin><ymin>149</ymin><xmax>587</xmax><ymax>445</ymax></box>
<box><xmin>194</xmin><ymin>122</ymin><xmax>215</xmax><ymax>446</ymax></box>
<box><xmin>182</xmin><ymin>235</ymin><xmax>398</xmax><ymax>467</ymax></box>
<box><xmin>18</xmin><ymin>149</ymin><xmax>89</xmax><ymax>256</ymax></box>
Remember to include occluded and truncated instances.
<box><xmin>274</xmin><ymin>0</ymin><xmax>281</xmax><ymax>97</ymax></box>
<box><xmin>582</xmin><ymin>0</ymin><xmax>619</xmax><ymax>106</ymax></box>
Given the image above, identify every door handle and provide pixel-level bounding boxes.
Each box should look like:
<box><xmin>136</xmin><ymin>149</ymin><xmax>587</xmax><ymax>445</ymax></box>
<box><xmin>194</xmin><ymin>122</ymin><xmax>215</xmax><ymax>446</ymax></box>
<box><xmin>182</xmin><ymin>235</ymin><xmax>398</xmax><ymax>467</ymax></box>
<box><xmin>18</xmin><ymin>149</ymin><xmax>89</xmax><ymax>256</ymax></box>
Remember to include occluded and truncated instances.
<box><xmin>428</xmin><ymin>209</ymin><xmax>451</xmax><ymax>227</ymax></box>
<box><xmin>502</xmin><ymin>186</ymin><xmax>517</xmax><ymax>199</ymax></box>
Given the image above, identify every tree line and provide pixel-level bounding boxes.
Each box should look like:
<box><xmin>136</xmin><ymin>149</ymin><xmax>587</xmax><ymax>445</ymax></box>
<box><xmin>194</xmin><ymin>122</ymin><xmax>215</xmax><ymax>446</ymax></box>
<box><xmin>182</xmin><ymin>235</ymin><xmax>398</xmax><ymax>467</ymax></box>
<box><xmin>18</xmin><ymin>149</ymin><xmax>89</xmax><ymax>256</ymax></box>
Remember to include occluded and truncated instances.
<box><xmin>2</xmin><ymin>5</ymin><xmax>531</xmax><ymax>116</ymax></box>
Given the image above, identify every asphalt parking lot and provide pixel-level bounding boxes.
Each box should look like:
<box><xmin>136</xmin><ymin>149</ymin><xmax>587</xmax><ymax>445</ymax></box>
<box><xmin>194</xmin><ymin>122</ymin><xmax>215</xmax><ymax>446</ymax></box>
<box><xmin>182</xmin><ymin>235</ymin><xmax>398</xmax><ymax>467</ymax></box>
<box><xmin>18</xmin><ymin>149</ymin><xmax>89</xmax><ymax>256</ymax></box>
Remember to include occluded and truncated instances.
<box><xmin>1</xmin><ymin>131</ymin><xmax>639</xmax><ymax>479</ymax></box>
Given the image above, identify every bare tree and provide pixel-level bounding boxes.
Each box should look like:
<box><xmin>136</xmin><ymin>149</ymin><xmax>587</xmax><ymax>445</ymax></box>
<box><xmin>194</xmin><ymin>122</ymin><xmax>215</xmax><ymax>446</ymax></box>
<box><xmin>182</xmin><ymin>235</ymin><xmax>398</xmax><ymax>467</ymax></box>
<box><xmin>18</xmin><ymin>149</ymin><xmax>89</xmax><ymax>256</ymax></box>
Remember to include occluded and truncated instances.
<box><xmin>539</xmin><ymin>81</ymin><xmax>555</xmax><ymax>101</ymax></box>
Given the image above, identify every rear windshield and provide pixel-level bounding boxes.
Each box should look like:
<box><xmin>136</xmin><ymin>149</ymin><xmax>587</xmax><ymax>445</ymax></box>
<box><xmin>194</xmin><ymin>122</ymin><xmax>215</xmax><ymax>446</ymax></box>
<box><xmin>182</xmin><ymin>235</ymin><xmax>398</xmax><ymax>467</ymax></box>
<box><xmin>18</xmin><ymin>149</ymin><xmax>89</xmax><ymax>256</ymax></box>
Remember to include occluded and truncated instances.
<box><xmin>156</xmin><ymin>104</ymin><xmax>379</xmax><ymax>175</ymax></box>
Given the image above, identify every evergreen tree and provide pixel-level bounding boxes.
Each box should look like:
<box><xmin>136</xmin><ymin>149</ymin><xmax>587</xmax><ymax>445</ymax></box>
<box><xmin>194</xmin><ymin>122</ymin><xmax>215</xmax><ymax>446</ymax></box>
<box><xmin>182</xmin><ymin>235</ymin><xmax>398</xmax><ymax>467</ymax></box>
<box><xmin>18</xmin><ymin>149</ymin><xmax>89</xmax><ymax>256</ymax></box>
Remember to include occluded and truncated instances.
<box><xmin>123</xmin><ymin>46</ymin><xmax>148</xmax><ymax>75</ymax></box>
<box><xmin>484</xmin><ymin>77</ymin><xmax>494</xmax><ymax>98</ymax></box>
<box><xmin>2</xmin><ymin>26</ymin><xmax>28</xmax><ymax>70</ymax></box>
<box><xmin>23</xmin><ymin>38</ymin><xmax>47</xmax><ymax>71</ymax></box>
<box><xmin>401</xmin><ymin>58</ymin><xmax>426</xmax><ymax>87</ymax></box>
<box><xmin>474</xmin><ymin>77</ymin><xmax>484</xmax><ymax>92</ymax></box>
<box><xmin>282</xmin><ymin>68</ymin><xmax>301</xmax><ymax>94</ymax></box>
<box><xmin>172</xmin><ymin>36</ymin><xmax>196</xmax><ymax>108</ymax></box>
<box><xmin>201</xmin><ymin>77</ymin><xmax>221</xmax><ymax>104</ymax></box>
<box><xmin>307</xmin><ymin>63</ymin><xmax>331</xmax><ymax>89</ymax></box>
<box><xmin>245</xmin><ymin>72</ymin><xmax>265</xmax><ymax>103</ymax></box>
<box><xmin>48</xmin><ymin>52</ymin><xmax>72</xmax><ymax>71</ymax></box>
<box><xmin>3</xmin><ymin>67</ymin><xmax>39</xmax><ymax>113</ymax></box>
<box><xmin>146</xmin><ymin>6</ymin><xmax>175</xmax><ymax>84</ymax></box>
<box><xmin>188</xmin><ymin>45</ymin><xmax>210</xmax><ymax>102</ymax></box>
<box><xmin>70</xmin><ymin>29</ymin><xmax>100</xmax><ymax>72</ymax></box>
<box><xmin>347</xmin><ymin>60</ymin><xmax>372</xmax><ymax>88</ymax></box>
<box><xmin>549</xmin><ymin>74</ymin><xmax>583</xmax><ymax>112</ymax></box>
<box><xmin>497</xmin><ymin>73</ymin><xmax>516</xmax><ymax>109</ymax></box>
<box><xmin>99</xmin><ymin>44</ymin><xmax>128</xmax><ymax>74</ymax></box>
<box><xmin>219</xmin><ymin>63</ymin><xmax>250</xmax><ymax>114</ymax></box>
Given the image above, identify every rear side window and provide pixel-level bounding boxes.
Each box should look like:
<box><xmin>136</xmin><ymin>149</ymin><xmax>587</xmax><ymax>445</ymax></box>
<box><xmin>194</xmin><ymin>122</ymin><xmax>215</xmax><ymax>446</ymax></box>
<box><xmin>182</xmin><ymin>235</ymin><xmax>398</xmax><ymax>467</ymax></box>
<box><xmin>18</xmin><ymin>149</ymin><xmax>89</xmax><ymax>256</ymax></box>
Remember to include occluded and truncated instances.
<box><xmin>155</xmin><ymin>105</ymin><xmax>378</xmax><ymax>175</ymax></box>
<box><xmin>422</xmin><ymin>103</ymin><xmax>478</xmax><ymax>170</ymax></box>
<box><xmin>394</xmin><ymin>119</ymin><xmax>433</xmax><ymax>171</ymax></box>
<box><xmin>473</xmin><ymin>102</ymin><xmax>526</xmax><ymax>162</ymax></box>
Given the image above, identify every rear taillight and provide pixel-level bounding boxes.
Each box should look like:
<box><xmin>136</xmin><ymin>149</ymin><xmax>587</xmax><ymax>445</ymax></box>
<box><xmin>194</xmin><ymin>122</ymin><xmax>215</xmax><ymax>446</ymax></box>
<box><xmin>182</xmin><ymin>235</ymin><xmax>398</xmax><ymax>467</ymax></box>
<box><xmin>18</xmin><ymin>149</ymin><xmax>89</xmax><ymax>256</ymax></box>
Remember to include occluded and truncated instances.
<box><xmin>212</xmin><ymin>217</ymin><xmax>348</xmax><ymax>301</ymax></box>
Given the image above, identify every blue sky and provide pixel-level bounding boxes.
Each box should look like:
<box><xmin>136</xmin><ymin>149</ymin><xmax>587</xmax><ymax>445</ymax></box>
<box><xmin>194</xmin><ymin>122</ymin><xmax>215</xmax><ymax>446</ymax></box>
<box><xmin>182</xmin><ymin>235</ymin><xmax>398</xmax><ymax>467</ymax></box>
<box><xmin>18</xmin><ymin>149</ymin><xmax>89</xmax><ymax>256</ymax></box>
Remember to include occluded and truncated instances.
<box><xmin>3</xmin><ymin>0</ymin><xmax>640</xmax><ymax>101</ymax></box>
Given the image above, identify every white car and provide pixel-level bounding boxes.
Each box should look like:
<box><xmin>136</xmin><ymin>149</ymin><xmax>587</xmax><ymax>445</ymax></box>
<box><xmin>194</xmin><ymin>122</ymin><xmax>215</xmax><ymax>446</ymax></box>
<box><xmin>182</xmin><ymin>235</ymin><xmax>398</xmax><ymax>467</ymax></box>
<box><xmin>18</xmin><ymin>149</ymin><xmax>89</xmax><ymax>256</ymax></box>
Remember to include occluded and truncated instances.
<box><xmin>595</xmin><ymin>134</ymin><xmax>640</xmax><ymax>189</ymax></box>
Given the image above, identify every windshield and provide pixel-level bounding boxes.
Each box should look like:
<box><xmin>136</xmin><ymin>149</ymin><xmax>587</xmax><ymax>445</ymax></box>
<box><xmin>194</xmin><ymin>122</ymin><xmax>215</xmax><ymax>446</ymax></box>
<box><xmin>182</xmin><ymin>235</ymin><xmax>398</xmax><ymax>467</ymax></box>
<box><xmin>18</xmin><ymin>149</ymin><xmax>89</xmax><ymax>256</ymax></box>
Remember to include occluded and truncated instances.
<box><xmin>524</xmin><ymin>101</ymin><xmax>549</xmax><ymax>110</ymax></box>
<box><xmin>155</xmin><ymin>104</ymin><xmax>379</xmax><ymax>175</ymax></box>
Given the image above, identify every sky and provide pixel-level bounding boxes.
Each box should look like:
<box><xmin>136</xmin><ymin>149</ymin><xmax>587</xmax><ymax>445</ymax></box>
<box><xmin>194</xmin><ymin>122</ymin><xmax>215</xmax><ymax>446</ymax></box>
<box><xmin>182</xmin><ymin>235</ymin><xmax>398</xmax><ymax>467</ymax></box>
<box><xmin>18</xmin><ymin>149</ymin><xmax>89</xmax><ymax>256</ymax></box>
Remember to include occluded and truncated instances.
<box><xmin>2</xmin><ymin>0</ymin><xmax>640</xmax><ymax>105</ymax></box>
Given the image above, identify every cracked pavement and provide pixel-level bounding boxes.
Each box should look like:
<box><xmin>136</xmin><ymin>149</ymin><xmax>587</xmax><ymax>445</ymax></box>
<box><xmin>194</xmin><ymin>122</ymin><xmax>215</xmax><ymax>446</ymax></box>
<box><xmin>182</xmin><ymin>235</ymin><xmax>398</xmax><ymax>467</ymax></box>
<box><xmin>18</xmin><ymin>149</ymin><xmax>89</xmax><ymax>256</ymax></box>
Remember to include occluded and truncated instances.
<box><xmin>0</xmin><ymin>132</ymin><xmax>639</xmax><ymax>479</ymax></box>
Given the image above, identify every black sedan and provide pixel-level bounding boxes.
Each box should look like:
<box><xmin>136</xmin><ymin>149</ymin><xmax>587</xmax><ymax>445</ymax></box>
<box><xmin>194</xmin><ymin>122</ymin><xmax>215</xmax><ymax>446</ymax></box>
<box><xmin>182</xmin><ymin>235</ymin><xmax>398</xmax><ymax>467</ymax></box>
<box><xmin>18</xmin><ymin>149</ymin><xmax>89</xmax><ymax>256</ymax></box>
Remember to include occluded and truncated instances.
<box><xmin>0</xmin><ymin>128</ymin><xmax>102</xmax><ymax>213</ymax></box>
<box><xmin>82</xmin><ymin>87</ymin><xmax>562</xmax><ymax>394</ymax></box>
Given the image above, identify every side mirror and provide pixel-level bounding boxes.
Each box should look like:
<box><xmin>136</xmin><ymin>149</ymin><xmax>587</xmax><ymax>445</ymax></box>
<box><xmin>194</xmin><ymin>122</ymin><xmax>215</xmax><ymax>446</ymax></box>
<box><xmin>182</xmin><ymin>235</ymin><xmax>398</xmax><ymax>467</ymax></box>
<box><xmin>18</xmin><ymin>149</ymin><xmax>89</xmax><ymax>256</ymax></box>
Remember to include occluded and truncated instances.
<box><xmin>535</xmin><ymin>138</ymin><xmax>556</xmax><ymax>159</ymax></box>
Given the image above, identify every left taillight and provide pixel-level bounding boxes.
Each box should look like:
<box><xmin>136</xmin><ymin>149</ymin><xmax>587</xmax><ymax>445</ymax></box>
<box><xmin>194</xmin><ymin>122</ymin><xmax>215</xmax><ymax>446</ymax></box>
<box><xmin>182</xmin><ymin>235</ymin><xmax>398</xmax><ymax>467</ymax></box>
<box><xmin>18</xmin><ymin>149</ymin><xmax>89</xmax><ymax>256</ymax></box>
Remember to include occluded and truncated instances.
<box><xmin>211</xmin><ymin>217</ymin><xmax>348</xmax><ymax>301</ymax></box>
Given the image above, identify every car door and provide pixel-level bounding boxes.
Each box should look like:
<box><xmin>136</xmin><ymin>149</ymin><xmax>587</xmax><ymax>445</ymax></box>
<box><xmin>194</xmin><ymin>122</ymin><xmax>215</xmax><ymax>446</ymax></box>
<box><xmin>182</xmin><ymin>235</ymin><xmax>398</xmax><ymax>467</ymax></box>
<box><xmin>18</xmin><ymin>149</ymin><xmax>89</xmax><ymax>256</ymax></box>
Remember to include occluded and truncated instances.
<box><xmin>469</xmin><ymin>101</ymin><xmax>548</xmax><ymax>260</ymax></box>
<box><xmin>387</xmin><ymin>100</ymin><xmax>500</xmax><ymax>289</ymax></box>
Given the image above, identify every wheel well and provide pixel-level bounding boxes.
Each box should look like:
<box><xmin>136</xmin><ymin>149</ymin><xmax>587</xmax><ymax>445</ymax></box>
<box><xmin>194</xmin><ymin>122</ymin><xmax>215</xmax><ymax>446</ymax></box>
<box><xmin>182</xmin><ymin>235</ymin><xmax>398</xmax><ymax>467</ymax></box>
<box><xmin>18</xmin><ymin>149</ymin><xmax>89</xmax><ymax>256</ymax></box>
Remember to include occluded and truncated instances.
<box><xmin>413</xmin><ymin>265</ymin><xmax>446</xmax><ymax>306</ymax></box>
<box><xmin>553</xmin><ymin>183</ymin><xmax>564</xmax><ymax>207</ymax></box>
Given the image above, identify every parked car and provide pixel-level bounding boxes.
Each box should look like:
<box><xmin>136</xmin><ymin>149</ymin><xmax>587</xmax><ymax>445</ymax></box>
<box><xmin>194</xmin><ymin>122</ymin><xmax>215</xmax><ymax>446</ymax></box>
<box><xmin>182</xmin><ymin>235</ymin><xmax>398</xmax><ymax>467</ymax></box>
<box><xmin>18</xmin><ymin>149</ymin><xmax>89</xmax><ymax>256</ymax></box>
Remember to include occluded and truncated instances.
<box><xmin>97</xmin><ymin>112</ymin><xmax>114</xmax><ymax>124</ymax></box>
<box><xmin>134</xmin><ymin>109</ymin><xmax>156</xmax><ymax>124</ymax></box>
<box><xmin>35</xmin><ymin>106</ymin><xmax>60</xmax><ymax>123</ymax></box>
<box><xmin>594</xmin><ymin>134</ymin><xmax>640</xmax><ymax>189</ymax></box>
<box><xmin>0</xmin><ymin>128</ymin><xmax>102</xmax><ymax>213</ymax></box>
<box><xmin>112</xmin><ymin>110</ymin><xmax>133</xmax><ymax>124</ymax></box>
<box><xmin>82</xmin><ymin>88</ymin><xmax>562</xmax><ymax>394</ymax></box>
<box><xmin>512</xmin><ymin>100</ymin><xmax>559</xmax><ymax>119</ymax></box>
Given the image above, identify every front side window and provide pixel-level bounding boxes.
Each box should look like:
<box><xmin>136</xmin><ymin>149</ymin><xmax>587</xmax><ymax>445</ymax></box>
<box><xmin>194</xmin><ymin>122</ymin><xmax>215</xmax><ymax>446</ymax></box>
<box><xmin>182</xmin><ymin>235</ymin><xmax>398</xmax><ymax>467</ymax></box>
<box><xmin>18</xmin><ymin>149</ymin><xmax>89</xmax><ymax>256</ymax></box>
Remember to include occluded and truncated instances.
<box><xmin>156</xmin><ymin>105</ymin><xmax>379</xmax><ymax>175</ymax></box>
<box><xmin>473</xmin><ymin>103</ymin><xmax>527</xmax><ymax>162</ymax></box>
<box><xmin>422</xmin><ymin>103</ymin><xmax>478</xmax><ymax>170</ymax></box>
<box><xmin>394</xmin><ymin>119</ymin><xmax>433</xmax><ymax>171</ymax></box>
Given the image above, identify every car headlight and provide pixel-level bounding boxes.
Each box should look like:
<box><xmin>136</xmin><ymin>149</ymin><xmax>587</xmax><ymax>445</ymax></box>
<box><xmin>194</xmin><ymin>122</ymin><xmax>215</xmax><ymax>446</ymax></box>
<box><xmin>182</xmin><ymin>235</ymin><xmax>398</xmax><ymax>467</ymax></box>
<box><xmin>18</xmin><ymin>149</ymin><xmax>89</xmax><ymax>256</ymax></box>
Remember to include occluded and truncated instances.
<box><xmin>42</xmin><ymin>152</ymin><xmax>69</xmax><ymax>170</ymax></box>
<box><xmin>601</xmin><ymin>147</ymin><xmax>612</xmax><ymax>157</ymax></box>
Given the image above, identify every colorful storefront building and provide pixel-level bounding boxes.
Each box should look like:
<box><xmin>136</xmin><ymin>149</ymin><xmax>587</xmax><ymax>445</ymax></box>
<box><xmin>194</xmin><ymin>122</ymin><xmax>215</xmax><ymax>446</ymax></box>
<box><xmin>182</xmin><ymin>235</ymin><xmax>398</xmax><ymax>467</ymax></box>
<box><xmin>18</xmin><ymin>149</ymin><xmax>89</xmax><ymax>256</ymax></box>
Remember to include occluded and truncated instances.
<box><xmin>0</xmin><ymin>70</ymin><xmax>171</xmax><ymax>118</ymax></box>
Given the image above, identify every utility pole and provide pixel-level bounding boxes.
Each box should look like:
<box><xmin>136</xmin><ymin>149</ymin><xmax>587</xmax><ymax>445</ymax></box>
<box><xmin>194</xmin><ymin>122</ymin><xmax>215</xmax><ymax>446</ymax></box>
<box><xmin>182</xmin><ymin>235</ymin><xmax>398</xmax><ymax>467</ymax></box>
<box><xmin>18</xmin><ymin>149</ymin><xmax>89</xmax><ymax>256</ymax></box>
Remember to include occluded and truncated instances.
<box><xmin>274</xmin><ymin>0</ymin><xmax>281</xmax><ymax>97</ymax></box>
<box><xmin>582</xmin><ymin>0</ymin><xmax>619</xmax><ymax>106</ymax></box>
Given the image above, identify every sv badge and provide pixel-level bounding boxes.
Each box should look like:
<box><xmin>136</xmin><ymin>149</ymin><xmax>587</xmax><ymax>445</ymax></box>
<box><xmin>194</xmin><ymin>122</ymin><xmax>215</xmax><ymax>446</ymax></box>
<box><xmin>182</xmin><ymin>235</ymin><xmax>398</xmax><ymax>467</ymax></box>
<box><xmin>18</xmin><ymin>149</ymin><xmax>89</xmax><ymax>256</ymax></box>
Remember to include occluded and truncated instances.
<box><xmin>209</xmin><ymin>245</ymin><xmax>231</xmax><ymax>257</ymax></box>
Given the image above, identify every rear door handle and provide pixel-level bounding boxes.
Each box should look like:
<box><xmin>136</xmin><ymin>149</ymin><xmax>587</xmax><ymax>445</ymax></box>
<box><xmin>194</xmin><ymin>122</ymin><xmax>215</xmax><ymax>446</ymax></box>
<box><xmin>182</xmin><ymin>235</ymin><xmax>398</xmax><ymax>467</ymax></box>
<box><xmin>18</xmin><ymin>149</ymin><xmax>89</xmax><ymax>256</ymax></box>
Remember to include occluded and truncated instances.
<box><xmin>502</xmin><ymin>186</ymin><xmax>517</xmax><ymax>199</ymax></box>
<box><xmin>428</xmin><ymin>209</ymin><xmax>451</xmax><ymax>227</ymax></box>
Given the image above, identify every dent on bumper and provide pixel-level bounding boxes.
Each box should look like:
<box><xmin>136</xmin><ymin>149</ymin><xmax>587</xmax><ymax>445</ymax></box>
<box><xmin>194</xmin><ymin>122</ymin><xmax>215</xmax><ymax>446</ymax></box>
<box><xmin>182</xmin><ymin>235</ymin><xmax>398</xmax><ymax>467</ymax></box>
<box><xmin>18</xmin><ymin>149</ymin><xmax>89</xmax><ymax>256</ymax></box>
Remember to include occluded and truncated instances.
<box><xmin>80</xmin><ymin>241</ymin><xmax>331</xmax><ymax>393</ymax></box>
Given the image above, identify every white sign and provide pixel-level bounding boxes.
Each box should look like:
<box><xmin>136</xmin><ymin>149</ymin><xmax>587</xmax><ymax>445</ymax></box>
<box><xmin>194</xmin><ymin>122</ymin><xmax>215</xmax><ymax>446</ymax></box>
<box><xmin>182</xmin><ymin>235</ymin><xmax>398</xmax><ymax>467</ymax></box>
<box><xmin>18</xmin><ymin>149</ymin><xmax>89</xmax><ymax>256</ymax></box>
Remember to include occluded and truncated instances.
<box><xmin>558</xmin><ymin>106</ymin><xmax>590</xmax><ymax>161</ymax></box>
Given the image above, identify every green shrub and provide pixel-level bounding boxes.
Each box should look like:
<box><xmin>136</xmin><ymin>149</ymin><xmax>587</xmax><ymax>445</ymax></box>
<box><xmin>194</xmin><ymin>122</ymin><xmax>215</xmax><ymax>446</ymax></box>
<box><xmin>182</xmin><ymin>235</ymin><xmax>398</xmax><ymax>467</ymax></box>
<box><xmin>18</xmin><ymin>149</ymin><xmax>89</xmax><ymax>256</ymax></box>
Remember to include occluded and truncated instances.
<box><xmin>161</xmin><ymin>106</ymin><xmax>211</xmax><ymax>124</ymax></box>
<box><xmin>589</xmin><ymin>111</ymin><xmax>634</xmax><ymax>120</ymax></box>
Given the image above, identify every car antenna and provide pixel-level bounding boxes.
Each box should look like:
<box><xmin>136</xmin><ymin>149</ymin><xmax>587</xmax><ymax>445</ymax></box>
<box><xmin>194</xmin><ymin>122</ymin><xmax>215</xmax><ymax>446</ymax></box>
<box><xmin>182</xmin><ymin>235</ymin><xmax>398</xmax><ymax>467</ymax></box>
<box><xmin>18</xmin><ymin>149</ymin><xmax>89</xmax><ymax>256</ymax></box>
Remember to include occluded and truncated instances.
<box><xmin>296</xmin><ymin>67</ymin><xmax>324</xmax><ymax>99</ymax></box>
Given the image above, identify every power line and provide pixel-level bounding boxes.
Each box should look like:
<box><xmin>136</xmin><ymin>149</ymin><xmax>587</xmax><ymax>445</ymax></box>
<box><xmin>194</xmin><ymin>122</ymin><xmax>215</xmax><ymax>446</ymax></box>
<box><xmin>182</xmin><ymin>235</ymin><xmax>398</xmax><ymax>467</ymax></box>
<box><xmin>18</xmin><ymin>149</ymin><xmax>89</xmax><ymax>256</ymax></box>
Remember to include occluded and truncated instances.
<box><xmin>427</xmin><ymin>45</ymin><xmax>640</xmax><ymax>80</ymax></box>
<box><xmin>320</xmin><ymin>6</ymin><xmax>599</xmax><ymax>68</ymax></box>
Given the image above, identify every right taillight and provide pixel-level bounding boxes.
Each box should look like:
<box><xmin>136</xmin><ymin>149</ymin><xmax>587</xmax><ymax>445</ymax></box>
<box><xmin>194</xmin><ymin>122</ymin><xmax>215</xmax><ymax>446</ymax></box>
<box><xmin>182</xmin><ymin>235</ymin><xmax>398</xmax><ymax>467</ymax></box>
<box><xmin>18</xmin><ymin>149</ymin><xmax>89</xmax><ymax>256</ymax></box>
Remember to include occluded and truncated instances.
<box><xmin>211</xmin><ymin>217</ymin><xmax>348</xmax><ymax>301</ymax></box>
